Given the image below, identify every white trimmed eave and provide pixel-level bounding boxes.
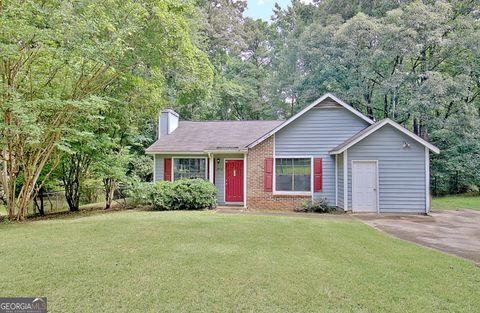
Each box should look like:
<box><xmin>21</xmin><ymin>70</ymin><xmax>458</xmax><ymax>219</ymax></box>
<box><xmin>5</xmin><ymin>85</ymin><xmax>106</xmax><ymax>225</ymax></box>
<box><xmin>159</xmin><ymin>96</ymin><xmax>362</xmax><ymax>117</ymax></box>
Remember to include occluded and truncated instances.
<box><xmin>247</xmin><ymin>93</ymin><xmax>375</xmax><ymax>148</ymax></box>
<box><xmin>145</xmin><ymin>151</ymin><xmax>206</xmax><ymax>155</ymax></box>
<box><xmin>203</xmin><ymin>149</ymin><xmax>247</xmax><ymax>154</ymax></box>
<box><xmin>329</xmin><ymin>119</ymin><xmax>440</xmax><ymax>155</ymax></box>
<box><xmin>146</xmin><ymin>150</ymin><xmax>247</xmax><ymax>155</ymax></box>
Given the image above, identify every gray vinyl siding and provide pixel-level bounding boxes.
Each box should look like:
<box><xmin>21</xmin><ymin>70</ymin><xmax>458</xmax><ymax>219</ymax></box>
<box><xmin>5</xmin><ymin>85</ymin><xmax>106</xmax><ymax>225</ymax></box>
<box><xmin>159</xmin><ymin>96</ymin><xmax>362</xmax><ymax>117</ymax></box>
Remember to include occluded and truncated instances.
<box><xmin>347</xmin><ymin>125</ymin><xmax>426</xmax><ymax>213</ymax></box>
<box><xmin>275</xmin><ymin>107</ymin><xmax>369</xmax><ymax>205</ymax></box>
<box><xmin>337</xmin><ymin>153</ymin><xmax>344</xmax><ymax>208</ymax></box>
<box><xmin>153</xmin><ymin>153</ymin><xmax>243</xmax><ymax>204</ymax></box>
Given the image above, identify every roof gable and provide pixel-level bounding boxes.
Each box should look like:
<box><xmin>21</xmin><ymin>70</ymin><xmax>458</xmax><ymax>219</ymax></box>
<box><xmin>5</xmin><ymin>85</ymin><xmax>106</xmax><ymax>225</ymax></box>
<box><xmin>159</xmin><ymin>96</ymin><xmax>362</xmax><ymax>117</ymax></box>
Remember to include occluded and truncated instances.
<box><xmin>247</xmin><ymin>93</ymin><xmax>374</xmax><ymax>148</ymax></box>
<box><xmin>329</xmin><ymin>118</ymin><xmax>440</xmax><ymax>154</ymax></box>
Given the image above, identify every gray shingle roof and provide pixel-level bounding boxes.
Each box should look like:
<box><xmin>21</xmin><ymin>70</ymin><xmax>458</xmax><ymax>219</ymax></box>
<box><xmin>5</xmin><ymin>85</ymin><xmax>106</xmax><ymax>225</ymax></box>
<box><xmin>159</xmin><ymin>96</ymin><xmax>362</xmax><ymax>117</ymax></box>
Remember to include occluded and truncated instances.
<box><xmin>146</xmin><ymin>120</ymin><xmax>283</xmax><ymax>153</ymax></box>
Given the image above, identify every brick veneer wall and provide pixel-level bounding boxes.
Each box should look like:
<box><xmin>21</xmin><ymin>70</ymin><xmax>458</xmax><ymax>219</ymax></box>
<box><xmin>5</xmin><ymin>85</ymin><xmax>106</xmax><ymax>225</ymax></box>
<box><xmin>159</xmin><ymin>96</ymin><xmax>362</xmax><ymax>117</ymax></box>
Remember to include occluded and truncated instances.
<box><xmin>247</xmin><ymin>136</ymin><xmax>310</xmax><ymax>211</ymax></box>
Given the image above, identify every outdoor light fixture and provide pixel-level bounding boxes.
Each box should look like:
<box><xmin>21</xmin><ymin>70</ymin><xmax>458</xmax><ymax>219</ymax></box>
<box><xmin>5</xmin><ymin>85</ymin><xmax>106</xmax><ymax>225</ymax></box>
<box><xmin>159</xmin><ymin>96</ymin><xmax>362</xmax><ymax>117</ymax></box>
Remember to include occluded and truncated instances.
<box><xmin>403</xmin><ymin>141</ymin><xmax>411</xmax><ymax>149</ymax></box>
<box><xmin>216</xmin><ymin>158</ymin><xmax>220</xmax><ymax>165</ymax></box>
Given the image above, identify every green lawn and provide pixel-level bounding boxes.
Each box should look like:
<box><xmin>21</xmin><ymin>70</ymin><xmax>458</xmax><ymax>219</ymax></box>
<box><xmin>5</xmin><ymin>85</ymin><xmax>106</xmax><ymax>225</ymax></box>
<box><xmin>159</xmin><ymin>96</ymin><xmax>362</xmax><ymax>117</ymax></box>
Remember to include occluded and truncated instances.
<box><xmin>432</xmin><ymin>194</ymin><xmax>480</xmax><ymax>211</ymax></box>
<box><xmin>0</xmin><ymin>211</ymin><xmax>479</xmax><ymax>312</ymax></box>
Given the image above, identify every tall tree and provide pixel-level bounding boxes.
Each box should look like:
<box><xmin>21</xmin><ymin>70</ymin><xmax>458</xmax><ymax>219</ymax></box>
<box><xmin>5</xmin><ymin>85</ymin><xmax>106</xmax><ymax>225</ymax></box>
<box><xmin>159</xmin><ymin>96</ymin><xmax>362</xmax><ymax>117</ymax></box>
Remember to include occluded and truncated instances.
<box><xmin>0</xmin><ymin>0</ymin><xmax>213</xmax><ymax>219</ymax></box>
<box><xmin>269</xmin><ymin>0</ymin><xmax>480</xmax><ymax>193</ymax></box>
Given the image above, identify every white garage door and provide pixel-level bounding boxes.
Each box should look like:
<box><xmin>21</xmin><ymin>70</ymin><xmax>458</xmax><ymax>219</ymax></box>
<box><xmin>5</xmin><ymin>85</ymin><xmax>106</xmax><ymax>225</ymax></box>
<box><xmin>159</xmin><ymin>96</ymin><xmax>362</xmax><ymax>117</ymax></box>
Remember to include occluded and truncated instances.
<box><xmin>352</xmin><ymin>161</ymin><xmax>378</xmax><ymax>213</ymax></box>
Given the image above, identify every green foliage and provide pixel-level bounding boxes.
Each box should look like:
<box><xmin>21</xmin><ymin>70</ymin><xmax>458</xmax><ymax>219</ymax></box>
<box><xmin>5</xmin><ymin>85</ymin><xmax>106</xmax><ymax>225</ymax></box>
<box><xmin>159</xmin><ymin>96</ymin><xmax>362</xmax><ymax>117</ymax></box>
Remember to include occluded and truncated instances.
<box><xmin>92</xmin><ymin>148</ymin><xmax>132</xmax><ymax>185</ymax></box>
<box><xmin>0</xmin><ymin>0</ymin><xmax>214</xmax><ymax>218</ymax></box>
<box><xmin>296</xmin><ymin>198</ymin><xmax>334</xmax><ymax>213</ymax></box>
<box><xmin>79</xmin><ymin>178</ymin><xmax>103</xmax><ymax>204</ymax></box>
<box><xmin>135</xmin><ymin>179</ymin><xmax>217</xmax><ymax>210</ymax></box>
<box><xmin>265</xmin><ymin>0</ymin><xmax>480</xmax><ymax>194</ymax></box>
<box><xmin>129</xmin><ymin>155</ymin><xmax>153</xmax><ymax>181</ymax></box>
<box><xmin>1</xmin><ymin>0</ymin><xmax>478</xmax><ymax>218</ymax></box>
<box><xmin>1</xmin><ymin>213</ymin><xmax>11</xmax><ymax>225</ymax></box>
<box><xmin>194</xmin><ymin>1</ymin><xmax>273</xmax><ymax>120</ymax></box>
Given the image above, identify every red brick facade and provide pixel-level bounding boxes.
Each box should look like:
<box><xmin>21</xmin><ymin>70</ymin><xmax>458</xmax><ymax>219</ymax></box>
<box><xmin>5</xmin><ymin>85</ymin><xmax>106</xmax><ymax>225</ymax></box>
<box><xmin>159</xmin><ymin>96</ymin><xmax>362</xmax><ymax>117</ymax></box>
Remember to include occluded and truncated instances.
<box><xmin>246</xmin><ymin>136</ymin><xmax>310</xmax><ymax>211</ymax></box>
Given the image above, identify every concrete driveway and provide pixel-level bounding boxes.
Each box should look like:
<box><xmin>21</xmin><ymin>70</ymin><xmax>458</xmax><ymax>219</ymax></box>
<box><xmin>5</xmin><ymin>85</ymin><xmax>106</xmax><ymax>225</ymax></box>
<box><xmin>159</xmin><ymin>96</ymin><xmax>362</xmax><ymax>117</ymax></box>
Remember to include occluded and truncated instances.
<box><xmin>355</xmin><ymin>210</ymin><xmax>480</xmax><ymax>265</ymax></box>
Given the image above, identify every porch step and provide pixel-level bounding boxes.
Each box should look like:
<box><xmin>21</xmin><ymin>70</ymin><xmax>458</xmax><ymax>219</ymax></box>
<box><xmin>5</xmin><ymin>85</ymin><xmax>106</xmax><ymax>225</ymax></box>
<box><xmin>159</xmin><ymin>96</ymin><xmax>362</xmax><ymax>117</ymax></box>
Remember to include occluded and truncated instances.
<box><xmin>216</xmin><ymin>205</ymin><xmax>244</xmax><ymax>211</ymax></box>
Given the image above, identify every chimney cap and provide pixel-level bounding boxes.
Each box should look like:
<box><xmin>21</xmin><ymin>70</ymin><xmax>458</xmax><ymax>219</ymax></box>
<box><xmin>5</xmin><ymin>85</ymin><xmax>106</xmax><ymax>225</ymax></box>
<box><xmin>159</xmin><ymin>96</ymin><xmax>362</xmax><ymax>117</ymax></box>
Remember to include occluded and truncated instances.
<box><xmin>162</xmin><ymin>109</ymin><xmax>179</xmax><ymax>117</ymax></box>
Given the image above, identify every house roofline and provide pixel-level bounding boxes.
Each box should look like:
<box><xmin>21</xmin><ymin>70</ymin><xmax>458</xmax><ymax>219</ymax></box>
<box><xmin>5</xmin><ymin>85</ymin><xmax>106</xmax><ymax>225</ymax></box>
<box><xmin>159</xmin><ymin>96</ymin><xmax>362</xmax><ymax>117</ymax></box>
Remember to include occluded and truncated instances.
<box><xmin>145</xmin><ymin>151</ymin><xmax>206</xmax><ymax>155</ymax></box>
<box><xmin>146</xmin><ymin>149</ymin><xmax>247</xmax><ymax>155</ymax></box>
<box><xmin>329</xmin><ymin>118</ymin><xmax>440</xmax><ymax>154</ymax></box>
<box><xmin>246</xmin><ymin>93</ymin><xmax>374</xmax><ymax>148</ymax></box>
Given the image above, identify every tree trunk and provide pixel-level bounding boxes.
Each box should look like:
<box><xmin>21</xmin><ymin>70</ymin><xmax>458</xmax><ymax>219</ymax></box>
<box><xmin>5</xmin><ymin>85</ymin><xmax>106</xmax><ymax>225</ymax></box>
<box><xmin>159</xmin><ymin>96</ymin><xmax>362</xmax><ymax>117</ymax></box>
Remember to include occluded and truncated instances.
<box><xmin>104</xmin><ymin>178</ymin><xmax>116</xmax><ymax>210</ymax></box>
<box><xmin>63</xmin><ymin>161</ymin><xmax>80</xmax><ymax>212</ymax></box>
<box><xmin>39</xmin><ymin>187</ymin><xmax>44</xmax><ymax>216</ymax></box>
<box><xmin>363</xmin><ymin>92</ymin><xmax>374</xmax><ymax>120</ymax></box>
<box><xmin>33</xmin><ymin>186</ymin><xmax>45</xmax><ymax>216</ymax></box>
<box><xmin>62</xmin><ymin>154</ymin><xmax>90</xmax><ymax>212</ymax></box>
<box><xmin>2</xmin><ymin>148</ymin><xmax>17</xmax><ymax>220</ymax></box>
<box><xmin>392</xmin><ymin>92</ymin><xmax>398</xmax><ymax>119</ymax></box>
<box><xmin>413</xmin><ymin>118</ymin><xmax>419</xmax><ymax>135</ymax></box>
<box><xmin>383</xmin><ymin>94</ymin><xmax>389</xmax><ymax>118</ymax></box>
<box><xmin>2</xmin><ymin>128</ymin><xmax>60</xmax><ymax>220</ymax></box>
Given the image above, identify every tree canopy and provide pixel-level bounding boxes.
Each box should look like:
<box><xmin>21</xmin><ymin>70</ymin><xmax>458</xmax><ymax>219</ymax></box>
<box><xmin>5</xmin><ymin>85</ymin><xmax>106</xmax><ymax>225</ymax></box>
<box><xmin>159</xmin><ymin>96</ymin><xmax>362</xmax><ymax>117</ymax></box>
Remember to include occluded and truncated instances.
<box><xmin>0</xmin><ymin>0</ymin><xmax>478</xmax><ymax>219</ymax></box>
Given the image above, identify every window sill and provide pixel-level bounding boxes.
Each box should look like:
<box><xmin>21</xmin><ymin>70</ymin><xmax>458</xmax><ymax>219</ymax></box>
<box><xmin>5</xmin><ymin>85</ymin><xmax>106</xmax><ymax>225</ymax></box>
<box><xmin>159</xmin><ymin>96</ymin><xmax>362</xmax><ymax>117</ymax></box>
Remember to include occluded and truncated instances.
<box><xmin>273</xmin><ymin>191</ymin><xmax>311</xmax><ymax>197</ymax></box>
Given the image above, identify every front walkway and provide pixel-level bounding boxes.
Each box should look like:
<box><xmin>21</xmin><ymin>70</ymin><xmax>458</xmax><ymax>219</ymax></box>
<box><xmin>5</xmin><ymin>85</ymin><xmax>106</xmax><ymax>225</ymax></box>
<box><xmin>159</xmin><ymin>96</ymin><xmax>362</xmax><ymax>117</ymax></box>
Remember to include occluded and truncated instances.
<box><xmin>355</xmin><ymin>210</ymin><xmax>480</xmax><ymax>265</ymax></box>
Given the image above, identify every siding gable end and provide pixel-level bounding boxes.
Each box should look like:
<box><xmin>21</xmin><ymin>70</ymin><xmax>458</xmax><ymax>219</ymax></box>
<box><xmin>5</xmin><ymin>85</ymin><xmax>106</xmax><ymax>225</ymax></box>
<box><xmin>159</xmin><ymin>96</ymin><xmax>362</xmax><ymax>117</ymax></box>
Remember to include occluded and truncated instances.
<box><xmin>247</xmin><ymin>93</ymin><xmax>374</xmax><ymax>148</ymax></box>
<box><xmin>274</xmin><ymin>103</ymin><xmax>370</xmax><ymax>205</ymax></box>
<box><xmin>347</xmin><ymin>124</ymin><xmax>427</xmax><ymax>213</ymax></box>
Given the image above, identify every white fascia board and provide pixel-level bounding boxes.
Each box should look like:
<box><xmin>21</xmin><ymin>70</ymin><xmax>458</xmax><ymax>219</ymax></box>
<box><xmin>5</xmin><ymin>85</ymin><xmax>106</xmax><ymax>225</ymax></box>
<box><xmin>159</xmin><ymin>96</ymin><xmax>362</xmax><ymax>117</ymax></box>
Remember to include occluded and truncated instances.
<box><xmin>330</xmin><ymin>119</ymin><xmax>440</xmax><ymax>155</ymax></box>
<box><xmin>203</xmin><ymin>149</ymin><xmax>247</xmax><ymax>154</ymax></box>
<box><xmin>145</xmin><ymin>151</ymin><xmax>206</xmax><ymax>155</ymax></box>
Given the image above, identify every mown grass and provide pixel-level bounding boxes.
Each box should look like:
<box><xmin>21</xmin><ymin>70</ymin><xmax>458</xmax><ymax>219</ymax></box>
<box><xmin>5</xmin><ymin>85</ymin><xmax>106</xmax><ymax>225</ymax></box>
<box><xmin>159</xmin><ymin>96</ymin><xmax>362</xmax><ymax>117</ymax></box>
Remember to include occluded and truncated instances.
<box><xmin>432</xmin><ymin>194</ymin><xmax>480</xmax><ymax>211</ymax></box>
<box><xmin>0</xmin><ymin>211</ymin><xmax>479</xmax><ymax>312</ymax></box>
<box><xmin>0</xmin><ymin>199</ymin><xmax>128</xmax><ymax>220</ymax></box>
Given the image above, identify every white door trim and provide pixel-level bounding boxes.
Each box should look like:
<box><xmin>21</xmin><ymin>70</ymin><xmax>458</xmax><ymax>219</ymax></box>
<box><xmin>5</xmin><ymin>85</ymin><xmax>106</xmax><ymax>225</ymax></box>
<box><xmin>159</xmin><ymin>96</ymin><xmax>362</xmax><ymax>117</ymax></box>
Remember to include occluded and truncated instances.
<box><xmin>223</xmin><ymin>158</ymin><xmax>244</xmax><ymax>204</ymax></box>
<box><xmin>243</xmin><ymin>154</ymin><xmax>247</xmax><ymax>208</ymax></box>
<box><xmin>351</xmin><ymin>160</ymin><xmax>379</xmax><ymax>213</ymax></box>
<box><xmin>343</xmin><ymin>150</ymin><xmax>348</xmax><ymax>211</ymax></box>
<box><xmin>335</xmin><ymin>154</ymin><xmax>338</xmax><ymax>206</ymax></box>
<box><xmin>425</xmin><ymin>146</ymin><xmax>430</xmax><ymax>214</ymax></box>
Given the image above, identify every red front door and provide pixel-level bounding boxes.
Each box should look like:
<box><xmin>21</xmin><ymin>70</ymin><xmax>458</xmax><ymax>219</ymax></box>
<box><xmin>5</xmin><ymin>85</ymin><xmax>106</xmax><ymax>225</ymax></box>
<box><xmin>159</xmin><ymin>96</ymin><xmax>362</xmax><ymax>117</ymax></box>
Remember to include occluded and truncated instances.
<box><xmin>225</xmin><ymin>160</ymin><xmax>244</xmax><ymax>202</ymax></box>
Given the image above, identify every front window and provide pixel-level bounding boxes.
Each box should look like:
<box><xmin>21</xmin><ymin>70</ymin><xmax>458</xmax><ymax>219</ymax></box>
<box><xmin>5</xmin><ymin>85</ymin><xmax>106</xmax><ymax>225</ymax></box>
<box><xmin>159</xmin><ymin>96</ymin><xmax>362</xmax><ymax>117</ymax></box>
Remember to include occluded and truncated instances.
<box><xmin>275</xmin><ymin>158</ymin><xmax>311</xmax><ymax>192</ymax></box>
<box><xmin>173</xmin><ymin>158</ymin><xmax>206</xmax><ymax>180</ymax></box>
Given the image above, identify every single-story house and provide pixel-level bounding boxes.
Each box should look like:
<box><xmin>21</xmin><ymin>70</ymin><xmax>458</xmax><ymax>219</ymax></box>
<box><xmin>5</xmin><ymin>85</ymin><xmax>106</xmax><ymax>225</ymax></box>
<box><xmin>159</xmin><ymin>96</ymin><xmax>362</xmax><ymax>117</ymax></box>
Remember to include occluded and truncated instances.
<box><xmin>146</xmin><ymin>93</ymin><xmax>439</xmax><ymax>213</ymax></box>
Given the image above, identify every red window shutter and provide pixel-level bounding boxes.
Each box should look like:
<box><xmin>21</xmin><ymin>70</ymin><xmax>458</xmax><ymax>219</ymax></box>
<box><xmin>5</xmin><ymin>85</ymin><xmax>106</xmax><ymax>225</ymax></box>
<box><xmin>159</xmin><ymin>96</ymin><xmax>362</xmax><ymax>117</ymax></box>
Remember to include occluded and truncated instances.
<box><xmin>164</xmin><ymin>158</ymin><xmax>172</xmax><ymax>181</ymax></box>
<box><xmin>264</xmin><ymin>157</ymin><xmax>273</xmax><ymax>192</ymax></box>
<box><xmin>313</xmin><ymin>158</ymin><xmax>323</xmax><ymax>192</ymax></box>
<box><xmin>213</xmin><ymin>161</ymin><xmax>216</xmax><ymax>184</ymax></box>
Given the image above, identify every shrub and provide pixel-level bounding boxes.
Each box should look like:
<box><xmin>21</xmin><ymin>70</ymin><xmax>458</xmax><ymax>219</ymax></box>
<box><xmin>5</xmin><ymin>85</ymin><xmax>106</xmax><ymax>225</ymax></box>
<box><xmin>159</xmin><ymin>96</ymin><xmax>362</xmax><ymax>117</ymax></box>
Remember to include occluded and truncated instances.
<box><xmin>295</xmin><ymin>198</ymin><xmax>334</xmax><ymax>213</ymax></box>
<box><xmin>467</xmin><ymin>184</ymin><xmax>479</xmax><ymax>194</ymax></box>
<box><xmin>134</xmin><ymin>179</ymin><xmax>217</xmax><ymax>210</ymax></box>
<box><xmin>147</xmin><ymin>181</ymin><xmax>173</xmax><ymax>210</ymax></box>
<box><xmin>167</xmin><ymin>179</ymin><xmax>217</xmax><ymax>210</ymax></box>
<box><xmin>125</xmin><ymin>180</ymin><xmax>155</xmax><ymax>206</ymax></box>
